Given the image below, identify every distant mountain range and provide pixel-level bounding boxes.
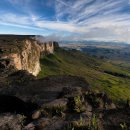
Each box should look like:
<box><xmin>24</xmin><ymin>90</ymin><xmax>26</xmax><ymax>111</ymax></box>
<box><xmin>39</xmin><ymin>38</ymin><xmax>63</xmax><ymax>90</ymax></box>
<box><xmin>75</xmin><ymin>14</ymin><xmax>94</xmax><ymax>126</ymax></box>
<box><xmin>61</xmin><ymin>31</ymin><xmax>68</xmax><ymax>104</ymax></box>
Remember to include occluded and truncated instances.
<box><xmin>60</xmin><ymin>40</ymin><xmax>129</xmax><ymax>46</ymax></box>
<box><xmin>60</xmin><ymin>40</ymin><xmax>130</xmax><ymax>61</ymax></box>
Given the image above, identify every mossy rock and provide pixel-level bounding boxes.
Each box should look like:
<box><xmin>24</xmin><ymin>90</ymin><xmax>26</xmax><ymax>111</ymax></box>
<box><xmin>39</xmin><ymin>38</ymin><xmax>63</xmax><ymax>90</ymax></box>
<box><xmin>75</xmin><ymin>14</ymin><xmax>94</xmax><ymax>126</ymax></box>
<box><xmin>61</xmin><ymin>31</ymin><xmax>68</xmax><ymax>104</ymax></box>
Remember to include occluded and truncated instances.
<box><xmin>68</xmin><ymin>96</ymin><xmax>85</xmax><ymax>113</ymax></box>
<box><xmin>41</xmin><ymin>98</ymin><xmax>68</xmax><ymax>117</ymax></box>
<box><xmin>61</xmin><ymin>87</ymin><xmax>83</xmax><ymax>98</ymax></box>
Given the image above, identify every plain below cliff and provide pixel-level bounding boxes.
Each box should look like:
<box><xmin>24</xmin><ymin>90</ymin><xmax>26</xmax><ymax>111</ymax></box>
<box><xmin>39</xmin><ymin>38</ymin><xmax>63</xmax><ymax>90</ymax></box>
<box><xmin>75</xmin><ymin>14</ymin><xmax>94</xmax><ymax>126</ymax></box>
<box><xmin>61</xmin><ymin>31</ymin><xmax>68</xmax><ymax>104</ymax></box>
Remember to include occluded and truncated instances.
<box><xmin>38</xmin><ymin>48</ymin><xmax>130</xmax><ymax>105</ymax></box>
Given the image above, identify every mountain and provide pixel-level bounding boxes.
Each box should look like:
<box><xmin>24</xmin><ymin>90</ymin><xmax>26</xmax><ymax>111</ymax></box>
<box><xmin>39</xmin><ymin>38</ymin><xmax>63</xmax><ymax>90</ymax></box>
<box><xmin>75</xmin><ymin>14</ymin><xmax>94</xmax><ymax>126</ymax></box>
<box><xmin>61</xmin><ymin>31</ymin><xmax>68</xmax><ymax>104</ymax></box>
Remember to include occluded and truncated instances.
<box><xmin>61</xmin><ymin>41</ymin><xmax>130</xmax><ymax>61</ymax></box>
<box><xmin>60</xmin><ymin>40</ymin><xmax>129</xmax><ymax>46</ymax></box>
<box><xmin>0</xmin><ymin>36</ymin><xmax>130</xmax><ymax>130</ymax></box>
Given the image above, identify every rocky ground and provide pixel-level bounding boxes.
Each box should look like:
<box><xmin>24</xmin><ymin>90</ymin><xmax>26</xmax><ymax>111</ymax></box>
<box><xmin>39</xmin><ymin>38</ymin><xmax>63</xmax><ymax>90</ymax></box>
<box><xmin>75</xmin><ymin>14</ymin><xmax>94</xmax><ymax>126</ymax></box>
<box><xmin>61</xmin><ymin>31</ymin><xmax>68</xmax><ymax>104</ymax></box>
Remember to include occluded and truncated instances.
<box><xmin>0</xmin><ymin>70</ymin><xmax>129</xmax><ymax>130</ymax></box>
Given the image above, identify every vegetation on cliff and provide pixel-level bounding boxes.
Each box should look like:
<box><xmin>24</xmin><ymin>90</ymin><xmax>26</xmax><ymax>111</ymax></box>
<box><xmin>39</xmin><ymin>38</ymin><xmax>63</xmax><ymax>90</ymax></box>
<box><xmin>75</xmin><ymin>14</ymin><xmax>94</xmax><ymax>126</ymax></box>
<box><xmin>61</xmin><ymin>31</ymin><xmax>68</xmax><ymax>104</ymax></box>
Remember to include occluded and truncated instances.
<box><xmin>38</xmin><ymin>48</ymin><xmax>130</xmax><ymax>105</ymax></box>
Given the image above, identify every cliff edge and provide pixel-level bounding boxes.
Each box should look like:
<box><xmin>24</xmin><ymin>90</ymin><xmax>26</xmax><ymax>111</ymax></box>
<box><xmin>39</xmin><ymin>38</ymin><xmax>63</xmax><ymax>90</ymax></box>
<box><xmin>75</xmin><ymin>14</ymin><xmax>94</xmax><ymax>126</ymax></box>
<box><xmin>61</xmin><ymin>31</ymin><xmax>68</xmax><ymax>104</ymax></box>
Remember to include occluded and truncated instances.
<box><xmin>0</xmin><ymin>35</ymin><xmax>58</xmax><ymax>76</ymax></box>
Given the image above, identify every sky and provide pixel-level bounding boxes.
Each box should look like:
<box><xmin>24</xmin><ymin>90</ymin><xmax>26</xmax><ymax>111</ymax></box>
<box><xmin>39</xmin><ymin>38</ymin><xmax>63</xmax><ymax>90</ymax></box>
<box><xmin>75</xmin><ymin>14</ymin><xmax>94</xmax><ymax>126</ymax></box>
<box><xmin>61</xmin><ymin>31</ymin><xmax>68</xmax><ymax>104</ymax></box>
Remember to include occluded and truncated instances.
<box><xmin>0</xmin><ymin>0</ymin><xmax>130</xmax><ymax>43</ymax></box>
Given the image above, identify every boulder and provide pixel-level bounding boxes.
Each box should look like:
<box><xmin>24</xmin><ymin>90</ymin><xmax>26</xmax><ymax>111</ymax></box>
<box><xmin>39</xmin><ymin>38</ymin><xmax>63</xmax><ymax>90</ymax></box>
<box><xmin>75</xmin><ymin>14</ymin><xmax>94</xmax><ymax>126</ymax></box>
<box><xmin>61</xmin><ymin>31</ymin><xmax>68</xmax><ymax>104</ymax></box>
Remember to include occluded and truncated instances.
<box><xmin>61</xmin><ymin>87</ymin><xmax>83</xmax><ymax>98</ymax></box>
<box><xmin>106</xmin><ymin>103</ymin><xmax>116</xmax><ymax>110</ymax></box>
<box><xmin>24</xmin><ymin>123</ymin><xmax>35</xmax><ymax>130</ymax></box>
<box><xmin>85</xmin><ymin>101</ymin><xmax>92</xmax><ymax>112</ymax></box>
<box><xmin>32</xmin><ymin>110</ymin><xmax>41</xmax><ymax>120</ymax></box>
<box><xmin>36</xmin><ymin>117</ymin><xmax>64</xmax><ymax>130</ymax></box>
<box><xmin>68</xmin><ymin>96</ymin><xmax>85</xmax><ymax>113</ymax></box>
<box><xmin>0</xmin><ymin>113</ymin><xmax>25</xmax><ymax>130</ymax></box>
<box><xmin>36</xmin><ymin>118</ymin><xmax>51</xmax><ymax>130</ymax></box>
<box><xmin>0</xmin><ymin>95</ymin><xmax>38</xmax><ymax>118</ymax></box>
<box><xmin>69</xmin><ymin>113</ymin><xmax>90</xmax><ymax>127</ymax></box>
<box><xmin>0</xmin><ymin>95</ymin><xmax>29</xmax><ymax>115</ymax></box>
<box><xmin>42</xmin><ymin>98</ymin><xmax>68</xmax><ymax>110</ymax></box>
<box><xmin>42</xmin><ymin>98</ymin><xmax>68</xmax><ymax>117</ymax></box>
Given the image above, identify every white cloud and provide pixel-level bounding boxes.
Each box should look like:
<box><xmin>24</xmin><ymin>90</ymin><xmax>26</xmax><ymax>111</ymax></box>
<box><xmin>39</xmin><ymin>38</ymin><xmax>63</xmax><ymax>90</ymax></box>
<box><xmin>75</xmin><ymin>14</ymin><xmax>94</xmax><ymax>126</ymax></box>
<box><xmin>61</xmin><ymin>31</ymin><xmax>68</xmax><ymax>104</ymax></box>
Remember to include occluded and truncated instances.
<box><xmin>1</xmin><ymin>0</ymin><xmax>130</xmax><ymax>43</ymax></box>
<box><xmin>54</xmin><ymin>0</ymin><xmax>130</xmax><ymax>43</ymax></box>
<box><xmin>129</xmin><ymin>0</ymin><xmax>130</xmax><ymax>4</ymax></box>
<box><xmin>0</xmin><ymin>13</ymin><xmax>31</xmax><ymax>25</ymax></box>
<box><xmin>35</xmin><ymin>21</ymin><xmax>77</xmax><ymax>32</ymax></box>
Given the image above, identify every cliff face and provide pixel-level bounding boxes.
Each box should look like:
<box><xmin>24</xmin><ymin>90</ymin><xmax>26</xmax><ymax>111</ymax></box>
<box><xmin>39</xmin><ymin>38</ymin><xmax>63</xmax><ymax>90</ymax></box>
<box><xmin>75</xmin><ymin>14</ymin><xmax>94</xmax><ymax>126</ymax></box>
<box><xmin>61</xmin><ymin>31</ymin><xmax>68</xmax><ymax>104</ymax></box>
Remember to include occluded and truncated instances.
<box><xmin>0</xmin><ymin>35</ymin><xmax>58</xmax><ymax>76</ymax></box>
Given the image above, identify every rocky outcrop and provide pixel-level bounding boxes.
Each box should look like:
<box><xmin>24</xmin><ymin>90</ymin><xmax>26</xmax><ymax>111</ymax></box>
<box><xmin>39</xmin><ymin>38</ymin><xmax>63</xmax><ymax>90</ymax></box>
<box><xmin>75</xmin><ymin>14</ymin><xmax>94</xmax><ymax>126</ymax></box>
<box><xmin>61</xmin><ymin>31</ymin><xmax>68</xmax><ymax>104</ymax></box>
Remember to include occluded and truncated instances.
<box><xmin>0</xmin><ymin>74</ymin><xmax>129</xmax><ymax>130</ymax></box>
<box><xmin>0</xmin><ymin>95</ymin><xmax>38</xmax><ymax>117</ymax></box>
<box><xmin>0</xmin><ymin>35</ymin><xmax>58</xmax><ymax>76</ymax></box>
<box><xmin>0</xmin><ymin>113</ymin><xmax>24</xmax><ymax>130</ymax></box>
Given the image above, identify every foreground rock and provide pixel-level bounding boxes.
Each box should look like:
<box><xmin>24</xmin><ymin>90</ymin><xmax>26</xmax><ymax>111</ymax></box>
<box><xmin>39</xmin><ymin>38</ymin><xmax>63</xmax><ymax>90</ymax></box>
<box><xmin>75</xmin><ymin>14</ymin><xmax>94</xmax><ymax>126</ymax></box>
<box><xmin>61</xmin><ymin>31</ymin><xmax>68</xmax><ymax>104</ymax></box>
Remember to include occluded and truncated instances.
<box><xmin>32</xmin><ymin>110</ymin><xmax>41</xmax><ymax>120</ymax></box>
<box><xmin>0</xmin><ymin>95</ymin><xmax>38</xmax><ymax>118</ymax></box>
<box><xmin>0</xmin><ymin>74</ymin><xmax>89</xmax><ymax>104</ymax></box>
<box><xmin>0</xmin><ymin>71</ymin><xmax>129</xmax><ymax>130</ymax></box>
<box><xmin>0</xmin><ymin>113</ymin><xmax>25</xmax><ymax>130</ymax></box>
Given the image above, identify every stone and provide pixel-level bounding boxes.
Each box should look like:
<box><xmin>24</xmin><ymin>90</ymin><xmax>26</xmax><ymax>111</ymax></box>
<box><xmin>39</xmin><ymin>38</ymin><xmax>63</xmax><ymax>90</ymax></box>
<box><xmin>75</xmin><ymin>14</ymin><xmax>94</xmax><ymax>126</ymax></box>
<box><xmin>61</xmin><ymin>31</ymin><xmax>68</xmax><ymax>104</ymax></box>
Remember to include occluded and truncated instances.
<box><xmin>36</xmin><ymin>118</ymin><xmax>51</xmax><ymax>129</ymax></box>
<box><xmin>42</xmin><ymin>98</ymin><xmax>68</xmax><ymax>110</ymax></box>
<box><xmin>107</xmin><ymin>103</ymin><xmax>116</xmax><ymax>109</ymax></box>
<box><xmin>0</xmin><ymin>113</ymin><xmax>24</xmax><ymax>130</ymax></box>
<box><xmin>35</xmin><ymin>117</ymin><xmax>65</xmax><ymax>130</ymax></box>
<box><xmin>70</xmin><ymin>113</ymin><xmax>90</xmax><ymax>127</ymax></box>
<box><xmin>24</xmin><ymin>123</ymin><xmax>35</xmax><ymax>130</ymax></box>
<box><xmin>32</xmin><ymin>110</ymin><xmax>41</xmax><ymax>120</ymax></box>
<box><xmin>62</xmin><ymin>87</ymin><xmax>82</xmax><ymax>98</ymax></box>
<box><xmin>85</xmin><ymin>102</ymin><xmax>92</xmax><ymax>112</ymax></box>
<box><xmin>0</xmin><ymin>95</ymin><xmax>29</xmax><ymax>116</ymax></box>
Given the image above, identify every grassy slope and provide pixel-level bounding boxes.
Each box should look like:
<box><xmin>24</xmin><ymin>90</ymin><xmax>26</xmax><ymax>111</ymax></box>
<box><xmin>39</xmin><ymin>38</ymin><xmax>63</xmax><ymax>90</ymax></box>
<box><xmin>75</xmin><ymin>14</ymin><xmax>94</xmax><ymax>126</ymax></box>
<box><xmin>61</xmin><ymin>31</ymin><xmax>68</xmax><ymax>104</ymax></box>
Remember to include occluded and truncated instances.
<box><xmin>38</xmin><ymin>48</ymin><xmax>130</xmax><ymax>104</ymax></box>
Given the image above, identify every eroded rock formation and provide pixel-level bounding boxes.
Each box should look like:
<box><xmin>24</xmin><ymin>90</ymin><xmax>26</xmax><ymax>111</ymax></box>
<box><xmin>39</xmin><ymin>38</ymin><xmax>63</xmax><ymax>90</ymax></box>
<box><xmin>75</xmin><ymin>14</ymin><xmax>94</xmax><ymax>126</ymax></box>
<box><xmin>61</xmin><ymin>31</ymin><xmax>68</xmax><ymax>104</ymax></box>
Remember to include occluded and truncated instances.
<box><xmin>0</xmin><ymin>35</ymin><xmax>58</xmax><ymax>76</ymax></box>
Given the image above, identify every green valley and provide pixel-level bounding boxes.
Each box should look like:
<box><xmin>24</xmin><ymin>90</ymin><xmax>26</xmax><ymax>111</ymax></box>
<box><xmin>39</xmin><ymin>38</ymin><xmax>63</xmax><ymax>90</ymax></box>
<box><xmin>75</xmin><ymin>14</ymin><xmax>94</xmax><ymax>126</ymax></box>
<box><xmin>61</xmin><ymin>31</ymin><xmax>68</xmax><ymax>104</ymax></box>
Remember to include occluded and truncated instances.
<box><xmin>38</xmin><ymin>48</ymin><xmax>130</xmax><ymax>105</ymax></box>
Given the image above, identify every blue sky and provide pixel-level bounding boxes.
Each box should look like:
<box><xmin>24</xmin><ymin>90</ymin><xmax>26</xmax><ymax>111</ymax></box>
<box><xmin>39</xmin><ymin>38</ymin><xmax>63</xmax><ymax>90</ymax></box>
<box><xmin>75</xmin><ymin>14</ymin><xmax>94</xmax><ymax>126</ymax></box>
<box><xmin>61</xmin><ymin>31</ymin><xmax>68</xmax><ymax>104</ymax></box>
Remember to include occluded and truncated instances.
<box><xmin>0</xmin><ymin>0</ymin><xmax>130</xmax><ymax>43</ymax></box>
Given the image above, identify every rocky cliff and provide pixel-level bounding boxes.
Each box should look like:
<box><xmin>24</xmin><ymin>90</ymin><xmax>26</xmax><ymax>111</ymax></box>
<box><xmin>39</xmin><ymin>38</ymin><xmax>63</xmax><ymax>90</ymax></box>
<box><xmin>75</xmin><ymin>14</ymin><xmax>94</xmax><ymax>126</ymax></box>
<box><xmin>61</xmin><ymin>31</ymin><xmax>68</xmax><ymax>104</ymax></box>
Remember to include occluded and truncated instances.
<box><xmin>0</xmin><ymin>35</ymin><xmax>58</xmax><ymax>76</ymax></box>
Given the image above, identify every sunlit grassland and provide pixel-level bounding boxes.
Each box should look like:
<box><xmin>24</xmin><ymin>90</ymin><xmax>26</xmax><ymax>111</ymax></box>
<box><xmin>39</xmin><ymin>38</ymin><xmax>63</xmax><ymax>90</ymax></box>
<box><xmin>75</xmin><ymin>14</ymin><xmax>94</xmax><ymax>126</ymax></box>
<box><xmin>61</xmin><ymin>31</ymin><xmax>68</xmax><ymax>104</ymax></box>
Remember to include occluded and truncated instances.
<box><xmin>38</xmin><ymin>48</ymin><xmax>130</xmax><ymax>105</ymax></box>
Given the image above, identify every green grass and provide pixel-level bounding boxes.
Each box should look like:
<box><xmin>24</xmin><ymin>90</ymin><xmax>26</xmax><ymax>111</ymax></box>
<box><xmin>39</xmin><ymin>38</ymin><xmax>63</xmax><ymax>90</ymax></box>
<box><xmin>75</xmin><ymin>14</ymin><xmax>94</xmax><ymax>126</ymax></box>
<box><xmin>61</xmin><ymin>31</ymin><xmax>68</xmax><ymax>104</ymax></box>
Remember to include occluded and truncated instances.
<box><xmin>38</xmin><ymin>48</ymin><xmax>130</xmax><ymax>105</ymax></box>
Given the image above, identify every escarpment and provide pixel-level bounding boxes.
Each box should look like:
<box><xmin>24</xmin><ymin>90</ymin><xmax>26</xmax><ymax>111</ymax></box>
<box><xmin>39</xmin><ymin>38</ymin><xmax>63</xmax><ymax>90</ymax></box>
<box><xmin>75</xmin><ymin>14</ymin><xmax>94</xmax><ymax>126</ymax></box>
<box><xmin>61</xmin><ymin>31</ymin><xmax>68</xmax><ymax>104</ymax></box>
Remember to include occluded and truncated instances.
<box><xmin>0</xmin><ymin>35</ymin><xmax>58</xmax><ymax>76</ymax></box>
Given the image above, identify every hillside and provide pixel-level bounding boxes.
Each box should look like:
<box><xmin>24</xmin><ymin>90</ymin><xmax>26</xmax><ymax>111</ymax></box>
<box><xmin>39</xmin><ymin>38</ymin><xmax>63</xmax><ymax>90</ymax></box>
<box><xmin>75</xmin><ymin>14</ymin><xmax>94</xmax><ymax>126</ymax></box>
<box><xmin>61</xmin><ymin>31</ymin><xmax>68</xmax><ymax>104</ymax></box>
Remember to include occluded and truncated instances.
<box><xmin>38</xmin><ymin>48</ymin><xmax>130</xmax><ymax>104</ymax></box>
<box><xmin>0</xmin><ymin>38</ymin><xmax>129</xmax><ymax>130</ymax></box>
